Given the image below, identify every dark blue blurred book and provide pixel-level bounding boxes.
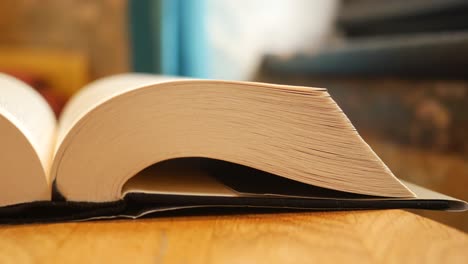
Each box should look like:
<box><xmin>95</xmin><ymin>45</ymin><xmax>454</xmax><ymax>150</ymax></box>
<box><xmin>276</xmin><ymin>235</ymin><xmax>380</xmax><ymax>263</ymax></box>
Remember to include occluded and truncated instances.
<box><xmin>264</xmin><ymin>31</ymin><xmax>468</xmax><ymax>79</ymax></box>
<box><xmin>338</xmin><ymin>0</ymin><xmax>468</xmax><ymax>37</ymax></box>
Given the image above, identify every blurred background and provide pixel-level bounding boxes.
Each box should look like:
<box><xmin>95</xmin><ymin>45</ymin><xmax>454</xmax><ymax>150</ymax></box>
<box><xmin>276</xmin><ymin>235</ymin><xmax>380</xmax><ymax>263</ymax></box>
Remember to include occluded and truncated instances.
<box><xmin>0</xmin><ymin>0</ymin><xmax>466</xmax><ymax>231</ymax></box>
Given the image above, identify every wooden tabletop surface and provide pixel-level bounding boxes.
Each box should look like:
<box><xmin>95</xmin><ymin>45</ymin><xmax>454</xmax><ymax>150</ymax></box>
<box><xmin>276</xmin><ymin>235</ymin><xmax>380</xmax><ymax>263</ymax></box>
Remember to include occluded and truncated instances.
<box><xmin>0</xmin><ymin>209</ymin><xmax>466</xmax><ymax>263</ymax></box>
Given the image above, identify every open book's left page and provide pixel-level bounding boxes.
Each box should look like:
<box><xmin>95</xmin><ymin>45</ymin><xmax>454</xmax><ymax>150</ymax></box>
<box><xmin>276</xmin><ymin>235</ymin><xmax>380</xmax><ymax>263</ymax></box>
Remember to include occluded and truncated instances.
<box><xmin>0</xmin><ymin>74</ymin><xmax>56</xmax><ymax>205</ymax></box>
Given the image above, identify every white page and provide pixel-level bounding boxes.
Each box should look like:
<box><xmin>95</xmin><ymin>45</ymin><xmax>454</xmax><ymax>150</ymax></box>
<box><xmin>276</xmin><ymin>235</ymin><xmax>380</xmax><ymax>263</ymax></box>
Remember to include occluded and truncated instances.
<box><xmin>56</xmin><ymin>74</ymin><xmax>180</xmax><ymax>150</ymax></box>
<box><xmin>0</xmin><ymin>74</ymin><xmax>56</xmax><ymax>177</ymax></box>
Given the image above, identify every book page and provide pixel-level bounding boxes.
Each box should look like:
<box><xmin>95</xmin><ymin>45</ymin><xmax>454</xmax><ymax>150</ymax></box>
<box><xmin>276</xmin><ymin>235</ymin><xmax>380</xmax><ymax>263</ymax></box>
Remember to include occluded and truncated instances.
<box><xmin>56</xmin><ymin>74</ymin><xmax>181</xmax><ymax>150</ymax></box>
<box><xmin>0</xmin><ymin>74</ymin><xmax>56</xmax><ymax>176</ymax></box>
<box><xmin>122</xmin><ymin>161</ymin><xmax>238</xmax><ymax>197</ymax></box>
<box><xmin>53</xmin><ymin>75</ymin><xmax>414</xmax><ymax>202</ymax></box>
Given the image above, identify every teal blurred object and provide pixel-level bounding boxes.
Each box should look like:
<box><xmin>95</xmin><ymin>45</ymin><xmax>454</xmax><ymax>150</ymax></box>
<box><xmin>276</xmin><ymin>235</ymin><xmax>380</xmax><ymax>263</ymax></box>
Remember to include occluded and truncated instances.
<box><xmin>129</xmin><ymin>0</ymin><xmax>155</xmax><ymax>73</ymax></box>
<box><xmin>129</xmin><ymin>0</ymin><xmax>209</xmax><ymax>78</ymax></box>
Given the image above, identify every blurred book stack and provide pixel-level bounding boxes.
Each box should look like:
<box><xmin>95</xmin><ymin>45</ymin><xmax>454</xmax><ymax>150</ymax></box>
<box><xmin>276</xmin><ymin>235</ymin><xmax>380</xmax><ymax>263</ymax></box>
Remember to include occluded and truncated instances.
<box><xmin>259</xmin><ymin>0</ymin><xmax>468</xmax><ymax>232</ymax></box>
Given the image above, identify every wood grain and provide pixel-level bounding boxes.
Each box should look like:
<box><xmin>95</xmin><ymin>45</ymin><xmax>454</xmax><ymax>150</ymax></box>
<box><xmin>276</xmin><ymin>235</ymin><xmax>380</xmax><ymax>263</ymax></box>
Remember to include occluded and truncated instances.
<box><xmin>0</xmin><ymin>210</ymin><xmax>466</xmax><ymax>263</ymax></box>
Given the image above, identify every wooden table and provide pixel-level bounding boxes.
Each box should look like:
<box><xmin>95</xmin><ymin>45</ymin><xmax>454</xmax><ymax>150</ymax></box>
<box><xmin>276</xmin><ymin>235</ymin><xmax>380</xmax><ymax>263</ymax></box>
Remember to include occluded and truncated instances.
<box><xmin>0</xmin><ymin>210</ymin><xmax>466</xmax><ymax>263</ymax></box>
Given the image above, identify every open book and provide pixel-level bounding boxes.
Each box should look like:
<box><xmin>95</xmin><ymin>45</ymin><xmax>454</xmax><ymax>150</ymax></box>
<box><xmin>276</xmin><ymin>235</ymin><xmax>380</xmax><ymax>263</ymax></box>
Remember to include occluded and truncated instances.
<box><xmin>0</xmin><ymin>73</ymin><xmax>466</xmax><ymax>223</ymax></box>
